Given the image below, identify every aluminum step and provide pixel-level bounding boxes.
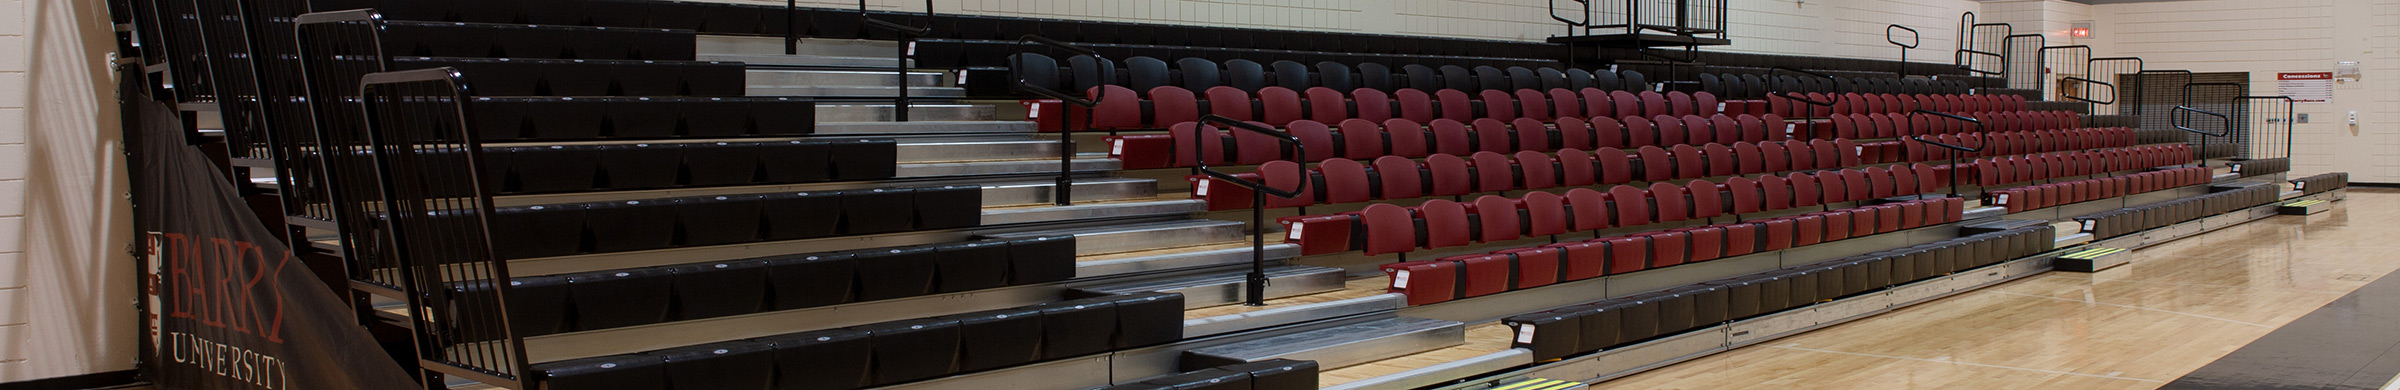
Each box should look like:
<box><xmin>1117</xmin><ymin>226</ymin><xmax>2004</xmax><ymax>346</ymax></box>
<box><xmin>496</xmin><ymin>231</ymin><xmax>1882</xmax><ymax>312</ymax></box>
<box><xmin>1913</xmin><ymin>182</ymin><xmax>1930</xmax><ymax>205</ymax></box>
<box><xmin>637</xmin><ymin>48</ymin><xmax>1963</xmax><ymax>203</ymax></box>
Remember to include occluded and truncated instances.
<box><xmin>980</xmin><ymin>178</ymin><xmax>1159</xmax><ymax>207</ymax></box>
<box><xmin>1081</xmin><ymin>266</ymin><xmax>1348</xmax><ymax>309</ymax></box>
<box><xmin>1077</xmin><ymin>243</ymin><xmax>1302</xmax><ymax>278</ymax></box>
<box><xmin>894</xmin><ymin>157</ymin><xmax>1116</xmax><ymax>178</ymax></box>
<box><xmin>698</xmin><ymin>53</ymin><xmax>912</xmax><ymax>68</ymax></box>
<box><xmin>819</xmin><ymin>104</ymin><xmax>997</xmax><ymax>122</ymax></box>
<box><xmin>979</xmin><ymin>199</ymin><xmax>1207</xmax><ymax>226</ymax></box>
<box><xmin>697</xmin><ymin>35</ymin><xmax>897</xmax><ymax>58</ymax></box>
<box><xmin>987</xmin><ymin>219</ymin><xmax>1247</xmax><ymax>256</ymax></box>
<box><xmin>1182</xmin><ymin>317</ymin><xmax>1466</xmax><ymax>371</ymax></box>
<box><xmin>748</xmin><ymin>69</ymin><xmax>945</xmax><ymax>88</ymax></box>
<box><xmin>745</xmin><ymin>85</ymin><xmax>965</xmax><ymax>98</ymax></box>
<box><xmin>813</xmin><ymin>120</ymin><xmax>1036</xmax><ymax>135</ymax></box>
<box><xmin>896</xmin><ymin>139</ymin><xmax>1060</xmax><ymax>163</ymax></box>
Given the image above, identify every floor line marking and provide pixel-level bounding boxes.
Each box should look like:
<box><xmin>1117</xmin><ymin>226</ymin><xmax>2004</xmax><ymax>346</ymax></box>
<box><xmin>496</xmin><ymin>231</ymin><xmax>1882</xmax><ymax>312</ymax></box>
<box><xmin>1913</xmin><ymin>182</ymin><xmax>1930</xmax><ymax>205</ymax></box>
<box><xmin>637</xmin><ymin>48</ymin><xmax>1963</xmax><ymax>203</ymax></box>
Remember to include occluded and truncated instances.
<box><xmin>1985</xmin><ymin>290</ymin><xmax>2276</xmax><ymax>328</ymax></box>
<box><xmin>1767</xmin><ymin>345</ymin><xmax>2170</xmax><ymax>383</ymax></box>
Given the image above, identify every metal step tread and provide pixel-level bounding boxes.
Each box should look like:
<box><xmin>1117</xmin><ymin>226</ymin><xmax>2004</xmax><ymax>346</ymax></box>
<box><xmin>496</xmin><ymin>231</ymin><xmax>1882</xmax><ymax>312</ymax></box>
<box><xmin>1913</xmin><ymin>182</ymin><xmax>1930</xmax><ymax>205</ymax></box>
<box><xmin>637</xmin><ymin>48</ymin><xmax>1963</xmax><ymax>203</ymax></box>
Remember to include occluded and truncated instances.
<box><xmin>1185</xmin><ymin>316</ymin><xmax>1466</xmax><ymax>369</ymax></box>
<box><xmin>896</xmin><ymin>139</ymin><xmax>1059</xmax><ymax>163</ymax></box>
<box><xmin>744</xmin><ymin>85</ymin><xmax>965</xmax><ymax>98</ymax></box>
<box><xmin>697</xmin><ymin>35</ymin><xmax>897</xmax><ymax>57</ymax></box>
<box><xmin>1084</xmin><ymin>265</ymin><xmax>1340</xmax><ymax>295</ymax></box>
<box><xmin>698</xmin><ymin>53</ymin><xmax>913</xmax><ymax>69</ymax></box>
<box><xmin>978</xmin><ymin>198</ymin><xmax>1208</xmax><ymax>226</ymax></box>
<box><xmin>1075</xmin><ymin>242</ymin><xmax>1303</xmax><ymax>279</ymax></box>
<box><xmin>747</xmin><ymin>69</ymin><xmax>946</xmax><ymax>88</ymax></box>
<box><xmin>986</xmin><ymin>219</ymin><xmax>1246</xmax><ymax>255</ymax></box>
<box><xmin>894</xmin><ymin>157</ymin><xmax>1117</xmax><ymax>178</ymax></box>
<box><xmin>979</xmin><ymin>178</ymin><xmax>1160</xmax><ymax>207</ymax></box>
<box><xmin>814</xmin><ymin>120</ymin><xmax>1037</xmax><ymax>135</ymax></box>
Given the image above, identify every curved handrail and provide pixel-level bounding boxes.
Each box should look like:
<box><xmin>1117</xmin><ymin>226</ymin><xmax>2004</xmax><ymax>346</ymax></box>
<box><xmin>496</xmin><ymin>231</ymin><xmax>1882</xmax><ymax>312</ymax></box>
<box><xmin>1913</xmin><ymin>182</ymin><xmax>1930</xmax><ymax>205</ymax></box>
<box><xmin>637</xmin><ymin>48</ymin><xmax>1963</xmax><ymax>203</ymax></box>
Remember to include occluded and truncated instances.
<box><xmin>1189</xmin><ymin>114</ymin><xmax>1306</xmax><ymax>307</ymax></box>
<box><xmin>2172</xmin><ymin>105</ymin><xmax>2232</xmax><ymax>167</ymax></box>
<box><xmin>1888</xmin><ymin>24</ymin><xmax>1919</xmax><ymax>76</ymax></box>
<box><xmin>1906</xmin><ymin>109</ymin><xmax>1987</xmax><ymax>198</ymax></box>
<box><xmin>1011</xmin><ymin>34</ymin><xmax>1105</xmax><ymax>206</ymax></box>
<box><xmin>857</xmin><ymin>0</ymin><xmax>933</xmax><ymax>37</ymax></box>
<box><xmin>2058</xmin><ymin>76</ymin><xmax>2117</xmax><ymax>105</ymax></box>
<box><xmin>1550</xmin><ymin>0</ymin><xmax>1590</xmax><ymax>31</ymax></box>
<box><xmin>1887</xmin><ymin>24</ymin><xmax>1920</xmax><ymax>49</ymax></box>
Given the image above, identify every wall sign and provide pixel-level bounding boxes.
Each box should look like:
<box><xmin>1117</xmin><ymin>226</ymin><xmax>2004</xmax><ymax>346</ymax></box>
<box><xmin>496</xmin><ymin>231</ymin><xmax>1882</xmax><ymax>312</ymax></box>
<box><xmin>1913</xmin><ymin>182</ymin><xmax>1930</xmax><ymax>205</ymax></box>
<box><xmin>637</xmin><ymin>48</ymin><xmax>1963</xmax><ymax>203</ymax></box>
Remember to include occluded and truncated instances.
<box><xmin>2278</xmin><ymin>72</ymin><xmax>2334</xmax><ymax>104</ymax></box>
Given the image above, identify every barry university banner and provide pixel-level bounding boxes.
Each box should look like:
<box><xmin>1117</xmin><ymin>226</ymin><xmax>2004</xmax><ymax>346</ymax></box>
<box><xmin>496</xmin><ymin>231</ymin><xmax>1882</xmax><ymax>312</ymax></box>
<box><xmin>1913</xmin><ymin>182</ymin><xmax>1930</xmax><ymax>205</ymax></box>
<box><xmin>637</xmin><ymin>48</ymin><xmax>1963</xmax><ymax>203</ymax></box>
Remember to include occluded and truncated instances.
<box><xmin>130</xmin><ymin>95</ymin><xmax>417</xmax><ymax>389</ymax></box>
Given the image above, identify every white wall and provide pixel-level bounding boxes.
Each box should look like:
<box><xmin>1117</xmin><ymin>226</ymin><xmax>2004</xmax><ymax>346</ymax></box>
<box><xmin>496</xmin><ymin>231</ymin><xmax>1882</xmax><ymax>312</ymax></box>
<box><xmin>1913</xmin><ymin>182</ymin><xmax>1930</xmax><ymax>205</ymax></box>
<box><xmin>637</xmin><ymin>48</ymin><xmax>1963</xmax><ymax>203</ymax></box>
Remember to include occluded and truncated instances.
<box><xmin>762</xmin><ymin>0</ymin><xmax>1984</xmax><ymax>63</ymax></box>
<box><xmin>0</xmin><ymin>0</ymin><xmax>136</xmax><ymax>382</ymax></box>
<box><xmin>2089</xmin><ymin>0</ymin><xmax>2400</xmax><ymax>181</ymax></box>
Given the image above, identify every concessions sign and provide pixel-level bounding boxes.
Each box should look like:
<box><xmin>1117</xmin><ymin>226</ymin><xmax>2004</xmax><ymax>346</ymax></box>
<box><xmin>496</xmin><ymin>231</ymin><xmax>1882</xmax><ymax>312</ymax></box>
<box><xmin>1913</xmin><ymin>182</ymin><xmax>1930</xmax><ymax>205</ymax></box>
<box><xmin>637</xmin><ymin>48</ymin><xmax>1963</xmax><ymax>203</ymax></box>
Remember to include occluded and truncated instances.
<box><xmin>130</xmin><ymin>97</ymin><xmax>416</xmax><ymax>389</ymax></box>
<box><xmin>2278</xmin><ymin>72</ymin><xmax>2334</xmax><ymax>104</ymax></box>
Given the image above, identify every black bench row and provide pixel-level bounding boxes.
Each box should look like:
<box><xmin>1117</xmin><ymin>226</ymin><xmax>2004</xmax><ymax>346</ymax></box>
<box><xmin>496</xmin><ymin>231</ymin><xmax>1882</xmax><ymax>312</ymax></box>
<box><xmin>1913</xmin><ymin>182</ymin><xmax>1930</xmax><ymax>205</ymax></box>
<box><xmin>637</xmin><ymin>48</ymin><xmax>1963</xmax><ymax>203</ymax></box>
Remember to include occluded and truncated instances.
<box><xmin>479</xmin><ymin>139</ymin><xmax>895</xmax><ymax>194</ymax></box>
<box><xmin>382</xmin><ymin>20</ymin><xmax>696</xmax><ymax>61</ymax></box>
<box><xmin>2076</xmin><ymin>184</ymin><xmax>2280</xmax><ymax>240</ymax></box>
<box><xmin>532</xmin><ymin>291</ymin><xmax>1187</xmax><ymax>390</ymax></box>
<box><xmin>2294</xmin><ymin>172</ymin><xmax>2349</xmax><ymax>195</ymax></box>
<box><xmin>1504</xmin><ymin>225</ymin><xmax>2056</xmax><ymax>361</ymax></box>
<box><xmin>2137</xmin><ymin>128</ymin><xmax>2185</xmax><ymax>145</ymax></box>
<box><xmin>1092</xmin><ymin>359</ymin><xmax>1320</xmax><ymax>390</ymax></box>
<box><xmin>467</xmin><ymin>97</ymin><xmax>816</xmax><ymax>141</ymax></box>
<box><xmin>1697</xmin><ymin>72</ymin><xmax>1973</xmax><ymax>100</ymax></box>
<box><xmin>395</xmin><ymin>57</ymin><xmax>745</xmax><ymax>97</ymax></box>
<box><xmin>488</xmin><ymin>185</ymin><xmax>981</xmax><ymax>258</ymax></box>
<box><xmin>467</xmin><ymin>235</ymin><xmax>1074</xmax><ymax>337</ymax></box>
<box><xmin>2229</xmin><ymin>157</ymin><xmax>2290</xmax><ymax>178</ymax></box>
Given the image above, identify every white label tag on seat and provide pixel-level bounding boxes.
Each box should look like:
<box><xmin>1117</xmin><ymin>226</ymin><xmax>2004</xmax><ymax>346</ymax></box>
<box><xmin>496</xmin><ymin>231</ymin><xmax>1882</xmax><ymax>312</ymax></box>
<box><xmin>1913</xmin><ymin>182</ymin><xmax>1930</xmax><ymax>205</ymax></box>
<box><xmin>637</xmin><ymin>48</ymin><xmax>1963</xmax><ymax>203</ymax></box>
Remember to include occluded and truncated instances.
<box><xmin>1997</xmin><ymin>193</ymin><xmax>2010</xmax><ymax>204</ymax></box>
<box><xmin>1516</xmin><ymin>325</ymin><xmax>1538</xmax><ymax>344</ymax></box>
<box><xmin>1393</xmin><ymin>270</ymin><xmax>1412</xmax><ymax>288</ymax></box>
<box><xmin>1111</xmin><ymin>140</ymin><xmax>1124</xmax><ymax>155</ymax></box>
<box><xmin>1195</xmin><ymin>179</ymin><xmax>1211</xmax><ymax>196</ymax></box>
<box><xmin>1718</xmin><ymin>102</ymin><xmax>1728</xmax><ymax>112</ymax></box>
<box><xmin>1028</xmin><ymin>102</ymin><xmax>1043</xmax><ymax>119</ymax></box>
<box><xmin>1289</xmin><ymin>222</ymin><xmax>1305</xmax><ymax>240</ymax></box>
<box><xmin>2296</xmin><ymin>181</ymin><xmax>2308</xmax><ymax>190</ymax></box>
<box><xmin>2082</xmin><ymin>220</ymin><xmax>2096</xmax><ymax>231</ymax></box>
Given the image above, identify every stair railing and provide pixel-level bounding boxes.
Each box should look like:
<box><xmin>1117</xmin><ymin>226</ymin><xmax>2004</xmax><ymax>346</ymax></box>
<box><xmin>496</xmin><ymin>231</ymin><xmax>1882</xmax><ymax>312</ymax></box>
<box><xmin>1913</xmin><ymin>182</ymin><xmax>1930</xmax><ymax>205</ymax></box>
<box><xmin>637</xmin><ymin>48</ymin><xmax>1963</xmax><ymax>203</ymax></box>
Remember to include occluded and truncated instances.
<box><xmin>2236</xmin><ymin>95</ymin><xmax>2297</xmax><ymax>160</ymax></box>
<box><xmin>1887</xmin><ymin>24</ymin><xmax>1919</xmax><ymax>77</ymax></box>
<box><xmin>857</xmin><ymin>0</ymin><xmax>933</xmax><ymax>122</ymax></box>
<box><xmin>1956</xmin><ymin>12</ymin><xmax>2011</xmax><ymax>89</ymax></box>
<box><xmin>1907</xmin><ymin>109</ymin><xmax>1988</xmax><ymax>199</ymax></box>
<box><xmin>1011</xmin><ymin>35</ymin><xmax>1105</xmax><ymax>206</ymax></box>
<box><xmin>2172</xmin><ymin>105</ymin><xmax>2233</xmax><ymax>167</ymax></box>
<box><xmin>1550</xmin><ymin>0</ymin><xmax>1590</xmax><ymax>37</ymax></box>
<box><xmin>1191</xmin><ymin>115</ymin><xmax>1307</xmax><ymax>307</ymax></box>
<box><xmin>2130</xmin><ymin>69</ymin><xmax>2192</xmax><ymax>116</ymax></box>
<box><xmin>1771</xmin><ymin>66</ymin><xmax>1840</xmax><ymax>140</ymax></box>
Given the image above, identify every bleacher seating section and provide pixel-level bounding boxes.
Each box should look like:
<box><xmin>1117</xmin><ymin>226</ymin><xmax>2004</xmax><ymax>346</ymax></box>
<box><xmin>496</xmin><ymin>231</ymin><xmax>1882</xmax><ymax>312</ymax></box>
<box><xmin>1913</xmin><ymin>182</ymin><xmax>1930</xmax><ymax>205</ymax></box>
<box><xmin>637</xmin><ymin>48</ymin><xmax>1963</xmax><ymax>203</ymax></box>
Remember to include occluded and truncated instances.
<box><xmin>1503</xmin><ymin>225</ymin><xmax>2055</xmax><ymax>361</ymax></box>
<box><xmin>484</xmin><ymin>185</ymin><xmax>982</xmax><ymax>258</ymax></box>
<box><xmin>1985</xmin><ymin>167</ymin><xmax>2211</xmax><ymax>214</ymax></box>
<box><xmin>2293</xmin><ymin>172</ymin><xmax>2350</xmax><ymax>196</ymax></box>
<box><xmin>1093</xmin><ymin>359</ymin><xmax>1321</xmax><ymax>390</ymax></box>
<box><xmin>2075</xmin><ymin>185</ymin><xmax>2283</xmax><ymax>240</ymax></box>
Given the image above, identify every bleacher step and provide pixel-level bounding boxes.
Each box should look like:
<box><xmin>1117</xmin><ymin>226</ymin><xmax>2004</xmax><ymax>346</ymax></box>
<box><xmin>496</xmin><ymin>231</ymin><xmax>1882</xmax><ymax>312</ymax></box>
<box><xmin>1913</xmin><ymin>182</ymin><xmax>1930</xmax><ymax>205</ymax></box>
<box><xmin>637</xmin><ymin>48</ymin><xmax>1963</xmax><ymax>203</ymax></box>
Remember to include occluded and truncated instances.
<box><xmin>2054</xmin><ymin>246</ymin><xmax>2131</xmax><ymax>272</ymax></box>
<box><xmin>744</xmin><ymin>84</ymin><xmax>965</xmax><ymax>98</ymax></box>
<box><xmin>1082</xmin><ymin>266</ymin><xmax>1349</xmax><ymax>309</ymax></box>
<box><xmin>980</xmin><ymin>199</ymin><xmax>1206</xmax><ymax>226</ymax></box>
<box><xmin>987</xmin><ymin>219</ymin><xmax>1248</xmax><ymax>256</ymax></box>
<box><xmin>896</xmin><ymin>139</ymin><xmax>1060</xmax><ymax>162</ymax></box>
<box><xmin>698</xmin><ymin>53</ymin><xmax>912</xmax><ymax>68</ymax></box>
<box><xmin>2026</xmin><ymin>100</ymin><xmax>2089</xmax><ymax>114</ymax></box>
<box><xmin>979</xmin><ymin>178</ymin><xmax>1159</xmax><ymax>207</ymax></box>
<box><xmin>894</xmin><ymin>156</ymin><xmax>1117</xmax><ymax>178</ymax></box>
<box><xmin>2085</xmin><ymin>114</ymin><xmax>2140</xmax><ymax>128</ymax></box>
<box><xmin>1075</xmin><ymin>243</ymin><xmax>1303</xmax><ymax>278</ymax></box>
<box><xmin>818</xmin><ymin>103</ymin><xmax>996</xmax><ymax>122</ymax></box>
<box><xmin>697</xmin><ymin>35</ymin><xmax>897</xmax><ymax>58</ymax></box>
<box><xmin>1971</xmin><ymin>87</ymin><xmax>2041</xmax><ymax>100</ymax></box>
<box><xmin>1182</xmin><ymin>317</ymin><xmax>1465</xmax><ymax>371</ymax></box>
<box><xmin>813</xmin><ymin>120</ymin><xmax>1036</xmax><ymax>135</ymax></box>
<box><xmin>747</xmin><ymin>69</ymin><xmax>945</xmax><ymax>88</ymax></box>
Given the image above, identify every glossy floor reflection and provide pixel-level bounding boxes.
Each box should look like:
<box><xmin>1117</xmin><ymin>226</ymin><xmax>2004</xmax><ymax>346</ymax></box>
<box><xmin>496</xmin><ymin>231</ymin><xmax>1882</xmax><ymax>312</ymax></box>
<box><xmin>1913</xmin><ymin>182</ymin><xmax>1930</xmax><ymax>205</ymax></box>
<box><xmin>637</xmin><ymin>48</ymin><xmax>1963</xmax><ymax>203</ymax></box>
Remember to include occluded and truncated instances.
<box><xmin>1598</xmin><ymin>189</ymin><xmax>2400</xmax><ymax>390</ymax></box>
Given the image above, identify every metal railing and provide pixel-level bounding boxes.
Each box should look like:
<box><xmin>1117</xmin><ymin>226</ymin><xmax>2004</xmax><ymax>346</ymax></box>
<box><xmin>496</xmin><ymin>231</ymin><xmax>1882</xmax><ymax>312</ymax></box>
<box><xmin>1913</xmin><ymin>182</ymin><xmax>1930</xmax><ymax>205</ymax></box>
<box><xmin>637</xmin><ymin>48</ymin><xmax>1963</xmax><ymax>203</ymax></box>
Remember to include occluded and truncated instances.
<box><xmin>857</xmin><ymin>0</ymin><xmax>932</xmax><ymax>122</ymax></box>
<box><xmin>1887</xmin><ymin>24</ymin><xmax>1919</xmax><ymax>77</ymax></box>
<box><xmin>2235</xmin><ymin>96</ymin><xmax>2297</xmax><ymax>160</ymax></box>
<box><xmin>294</xmin><ymin>9</ymin><xmax>398</xmax><ymax>296</ymax></box>
<box><xmin>2171</xmin><ymin>105</ymin><xmax>2232</xmax><ymax>167</ymax></box>
<box><xmin>2001</xmin><ymin>34</ymin><xmax>2045</xmax><ymax>91</ymax></box>
<box><xmin>357</xmin><ymin>67</ymin><xmax>528</xmax><ymax>389</ymax></box>
<box><xmin>2088</xmin><ymin>57</ymin><xmax>2144</xmax><ymax>114</ymax></box>
<box><xmin>1011</xmin><ymin>35</ymin><xmax>1106</xmax><ymax>206</ymax></box>
<box><xmin>1188</xmin><ymin>115</ymin><xmax>1307</xmax><ymax>307</ymax></box>
<box><xmin>2129</xmin><ymin>69</ymin><xmax>2193</xmax><ymax>116</ymax></box>
<box><xmin>1956</xmin><ymin>12</ymin><xmax>2011</xmax><ymax>89</ymax></box>
<box><xmin>1594</xmin><ymin>0</ymin><xmax>1729</xmax><ymax>37</ymax></box>
<box><xmin>1551</xmin><ymin>0</ymin><xmax>1591</xmax><ymax>36</ymax></box>
<box><xmin>1771</xmin><ymin>66</ymin><xmax>1839</xmax><ymax>140</ymax></box>
<box><xmin>1907</xmin><ymin>110</ymin><xmax>1987</xmax><ymax>199</ymax></box>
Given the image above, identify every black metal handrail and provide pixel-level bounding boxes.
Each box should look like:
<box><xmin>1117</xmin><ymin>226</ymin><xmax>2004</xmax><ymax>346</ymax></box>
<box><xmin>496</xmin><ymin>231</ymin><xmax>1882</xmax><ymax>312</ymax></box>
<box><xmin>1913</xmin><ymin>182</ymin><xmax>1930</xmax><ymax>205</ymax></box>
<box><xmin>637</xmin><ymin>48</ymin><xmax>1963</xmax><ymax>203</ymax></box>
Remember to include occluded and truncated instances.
<box><xmin>2237</xmin><ymin>95</ymin><xmax>2297</xmax><ymax>160</ymax></box>
<box><xmin>1955</xmin><ymin>12</ymin><xmax>2011</xmax><ymax>89</ymax></box>
<box><xmin>2058</xmin><ymin>76</ymin><xmax>2116</xmax><ymax>105</ymax></box>
<box><xmin>1189</xmin><ymin>115</ymin><xmax>1306</xmax><ymax>307</ymax></box>
<box><xmin>357</xmin><ymin>67</ymin><xmax>528</xmax><ymax>389</ymax></box>
<box><xmin>857</xmin><ymin>0</ymin><xmax>931</xmax><ymax>122</ymax></box>
<box><xmin>1887</xmin><ymin>24</ymin><xmax>1919</xmax><ymax>77</ymax></box>
<box><xmin>1907</xmin><ymin>109</ymin><xmax>1987</xmax><ymax>198</ymax></box>
<box><xmin>1012</xmin><ymin>34</ymin><xmax>1104</xmax><ymax>206</ymax></box>
<box><xmin>2172</xmin><ymin>105</ymin><xmax>2232</xmax><ymax>167</ymax></box>
<box><xmin>1771</xmin><ymin>66</ymin><xmax>1839</xmax><ymax>139</ymax></box>
<box><xmin>1551</xmin><ymin>0</ymin><xmax>1590</xmax><ymax>35</ymax></box>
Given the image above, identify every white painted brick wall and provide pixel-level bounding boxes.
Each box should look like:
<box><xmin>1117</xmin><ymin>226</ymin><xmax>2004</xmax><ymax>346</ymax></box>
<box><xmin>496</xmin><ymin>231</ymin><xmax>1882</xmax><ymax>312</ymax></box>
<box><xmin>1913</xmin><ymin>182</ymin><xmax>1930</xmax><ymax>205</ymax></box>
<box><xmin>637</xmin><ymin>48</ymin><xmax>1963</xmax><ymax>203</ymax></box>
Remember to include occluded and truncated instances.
<box><xmin>0</xmin><ymin>0</ymin><xmax>27</xmax><ymax>373</ymax></box>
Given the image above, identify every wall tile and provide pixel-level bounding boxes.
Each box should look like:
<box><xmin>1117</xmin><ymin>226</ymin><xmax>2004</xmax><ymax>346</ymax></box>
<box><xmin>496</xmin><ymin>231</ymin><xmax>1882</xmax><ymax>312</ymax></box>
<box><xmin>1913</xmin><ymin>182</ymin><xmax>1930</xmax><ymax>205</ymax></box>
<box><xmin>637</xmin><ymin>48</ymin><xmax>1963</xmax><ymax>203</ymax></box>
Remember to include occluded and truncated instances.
<box><xmin>0</xmin><ymin>180</ymin><xmax>19</xmax><ymax>217</ymax></box>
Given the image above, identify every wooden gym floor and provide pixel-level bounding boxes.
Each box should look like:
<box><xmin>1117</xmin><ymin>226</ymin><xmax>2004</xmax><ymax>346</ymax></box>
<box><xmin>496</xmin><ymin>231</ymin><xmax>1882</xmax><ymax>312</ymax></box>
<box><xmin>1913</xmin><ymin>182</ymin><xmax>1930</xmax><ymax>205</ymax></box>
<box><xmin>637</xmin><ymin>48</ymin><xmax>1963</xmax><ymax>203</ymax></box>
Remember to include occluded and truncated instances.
<box><xmin>1596</xmin><ymin>188</ymin><xmax>2400</xmax><ymax>390</ymax></box>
